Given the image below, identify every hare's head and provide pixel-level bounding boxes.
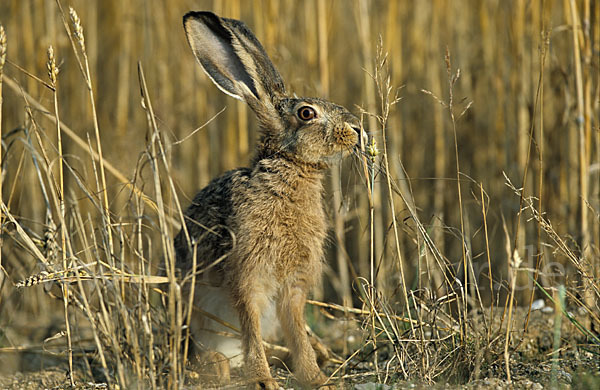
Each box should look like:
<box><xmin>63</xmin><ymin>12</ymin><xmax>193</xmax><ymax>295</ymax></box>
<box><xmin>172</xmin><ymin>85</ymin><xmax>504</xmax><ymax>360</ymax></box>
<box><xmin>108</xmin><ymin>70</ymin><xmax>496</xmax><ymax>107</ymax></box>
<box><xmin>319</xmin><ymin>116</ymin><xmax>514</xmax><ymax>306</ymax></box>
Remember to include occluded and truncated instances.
<box><xmin>184</xmin><ymin>12</ymin><xmax>367</xmax><ymax>167</ymax></box>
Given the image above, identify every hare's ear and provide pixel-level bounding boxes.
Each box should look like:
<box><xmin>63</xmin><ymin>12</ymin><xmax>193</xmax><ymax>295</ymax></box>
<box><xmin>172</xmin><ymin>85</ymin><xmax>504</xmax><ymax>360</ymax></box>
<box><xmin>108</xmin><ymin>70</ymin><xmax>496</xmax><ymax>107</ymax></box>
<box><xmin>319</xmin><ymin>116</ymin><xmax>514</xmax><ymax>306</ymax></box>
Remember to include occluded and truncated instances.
<box><xmin>183</xmin><ymin>11</ymin><xmax>286</xmax><ymax>106</ymax></box>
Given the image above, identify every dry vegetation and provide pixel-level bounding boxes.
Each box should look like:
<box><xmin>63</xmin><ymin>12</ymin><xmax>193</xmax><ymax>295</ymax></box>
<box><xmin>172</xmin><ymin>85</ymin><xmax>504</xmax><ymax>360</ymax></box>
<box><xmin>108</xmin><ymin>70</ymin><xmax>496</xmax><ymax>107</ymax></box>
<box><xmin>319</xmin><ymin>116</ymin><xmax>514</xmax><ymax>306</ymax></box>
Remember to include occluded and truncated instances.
<box><xmin>0</xmin><ymin>0</ymin><xmax>598</xmax><ymax>389</ymax></box>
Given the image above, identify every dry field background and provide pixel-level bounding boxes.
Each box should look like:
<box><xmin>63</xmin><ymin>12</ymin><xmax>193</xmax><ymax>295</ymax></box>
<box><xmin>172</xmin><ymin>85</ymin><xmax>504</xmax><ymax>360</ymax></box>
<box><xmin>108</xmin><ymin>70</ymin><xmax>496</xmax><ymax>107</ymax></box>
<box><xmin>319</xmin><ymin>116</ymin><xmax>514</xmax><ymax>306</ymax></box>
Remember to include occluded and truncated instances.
<box><xmin>0</xmin><ymin>0</ymin><xmax>598</xmax><ymax>388</ymax></box>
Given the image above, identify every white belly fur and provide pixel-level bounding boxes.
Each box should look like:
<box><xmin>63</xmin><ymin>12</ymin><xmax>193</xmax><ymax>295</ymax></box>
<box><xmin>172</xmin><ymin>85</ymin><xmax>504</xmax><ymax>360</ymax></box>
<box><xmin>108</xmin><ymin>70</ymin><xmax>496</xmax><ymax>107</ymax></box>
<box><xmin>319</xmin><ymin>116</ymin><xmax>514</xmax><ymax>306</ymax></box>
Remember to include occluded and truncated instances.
<box><xmin>193</xmin><ymin>284</ymin><xmax>280</xmax><ymax>367</ymax></box>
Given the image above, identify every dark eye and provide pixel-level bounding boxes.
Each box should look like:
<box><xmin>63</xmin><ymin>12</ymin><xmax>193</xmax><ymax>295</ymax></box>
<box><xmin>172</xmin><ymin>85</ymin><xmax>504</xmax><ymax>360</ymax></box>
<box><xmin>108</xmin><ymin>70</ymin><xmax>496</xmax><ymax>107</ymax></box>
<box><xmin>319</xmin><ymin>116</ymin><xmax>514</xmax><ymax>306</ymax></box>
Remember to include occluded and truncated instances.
<box><xmin>297</xmin><ymin>106</ymin><xmax>316</xmax><ymax>121</ymax></box>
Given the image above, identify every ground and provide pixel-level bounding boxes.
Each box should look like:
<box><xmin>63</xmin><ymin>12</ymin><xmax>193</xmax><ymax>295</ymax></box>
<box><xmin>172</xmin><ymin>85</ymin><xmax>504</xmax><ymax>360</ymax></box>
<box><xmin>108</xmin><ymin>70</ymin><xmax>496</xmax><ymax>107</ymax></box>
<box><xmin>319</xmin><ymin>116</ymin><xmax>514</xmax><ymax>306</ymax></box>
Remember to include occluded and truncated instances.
<box><xmin>0</xmin><ymin>307</ymin><xmax>598</xmax><ymax>389</ymax></box>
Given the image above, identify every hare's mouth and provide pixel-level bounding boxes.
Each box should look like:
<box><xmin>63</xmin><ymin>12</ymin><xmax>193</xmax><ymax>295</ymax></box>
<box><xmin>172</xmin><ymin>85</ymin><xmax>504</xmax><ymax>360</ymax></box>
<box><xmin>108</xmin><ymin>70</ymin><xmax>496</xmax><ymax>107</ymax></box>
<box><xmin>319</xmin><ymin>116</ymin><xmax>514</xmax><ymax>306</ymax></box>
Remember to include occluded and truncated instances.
<box><xmin>353</xmin><ymin>125</ymin><xmax>369</xmax><ymax>150</ymax></box>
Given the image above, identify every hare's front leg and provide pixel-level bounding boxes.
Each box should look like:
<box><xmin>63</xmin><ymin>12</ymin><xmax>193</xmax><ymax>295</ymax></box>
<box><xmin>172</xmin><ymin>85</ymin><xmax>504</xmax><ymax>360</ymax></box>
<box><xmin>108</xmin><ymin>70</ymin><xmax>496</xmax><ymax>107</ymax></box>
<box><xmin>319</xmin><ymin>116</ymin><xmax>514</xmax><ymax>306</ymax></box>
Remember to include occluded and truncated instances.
<box><xmin>233</xmin><ymin>288</ymin><xmax>278</xmax><ymax>389</ymax></box>
<box><xmin>278</xmin><ymin>285</ymin><xmax>332</xmax><ymax>388</ymax></box>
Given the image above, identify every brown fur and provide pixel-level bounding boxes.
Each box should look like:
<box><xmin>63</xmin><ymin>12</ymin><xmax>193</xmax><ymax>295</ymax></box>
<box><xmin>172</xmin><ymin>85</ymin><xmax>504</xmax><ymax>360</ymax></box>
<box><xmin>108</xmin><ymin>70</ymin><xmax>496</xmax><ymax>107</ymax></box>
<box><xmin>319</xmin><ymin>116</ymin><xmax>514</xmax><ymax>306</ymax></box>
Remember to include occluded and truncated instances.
<box><xmin>176</xmin><ymin>11</ymin><xmax>364</xmax><ymax>389</ymax></box>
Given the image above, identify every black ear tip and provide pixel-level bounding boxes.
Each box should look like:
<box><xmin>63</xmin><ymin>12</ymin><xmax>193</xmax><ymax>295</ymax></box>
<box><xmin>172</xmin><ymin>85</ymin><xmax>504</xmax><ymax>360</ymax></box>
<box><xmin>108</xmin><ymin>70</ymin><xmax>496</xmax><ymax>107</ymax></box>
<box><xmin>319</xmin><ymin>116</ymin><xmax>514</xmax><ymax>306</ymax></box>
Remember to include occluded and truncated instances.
<box><xmin>183</xmin><ymin>11</ymin><xmax>218</xmax><ymax>26</ymax></box>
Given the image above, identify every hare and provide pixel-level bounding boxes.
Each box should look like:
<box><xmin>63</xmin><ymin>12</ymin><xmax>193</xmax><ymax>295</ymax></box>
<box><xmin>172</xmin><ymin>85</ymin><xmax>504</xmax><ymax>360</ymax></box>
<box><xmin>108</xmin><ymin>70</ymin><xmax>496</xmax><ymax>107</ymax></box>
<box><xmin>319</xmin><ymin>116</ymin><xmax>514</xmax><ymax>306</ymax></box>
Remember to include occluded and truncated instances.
<box><xmin>176</xmin><ymin>11</ymin><xmax>366</xmax><ymax>389</ymax></box>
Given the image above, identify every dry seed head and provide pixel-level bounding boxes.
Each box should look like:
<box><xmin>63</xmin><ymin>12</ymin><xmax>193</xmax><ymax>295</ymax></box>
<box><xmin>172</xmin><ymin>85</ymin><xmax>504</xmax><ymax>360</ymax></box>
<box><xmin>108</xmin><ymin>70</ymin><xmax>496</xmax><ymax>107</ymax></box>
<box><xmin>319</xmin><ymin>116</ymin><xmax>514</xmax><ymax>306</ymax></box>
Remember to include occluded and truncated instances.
<box><xmin>511</xmin><ymin>248</ymin><xmax>523</xmax><ymax>269</ymax></box>
<box><xmin>47</xmin><ymin>45</ymin><xmax>58</xmax><ymax>86</ymax></box>
<box><xmin>69</xmin><ymin>7</ymin><xmax>85</xmax><ymax>52</ymax></box>
<box><xmin>367</xmin><ymin>138</ymin><xmax>379</xmax><ymax>161</ymax></box>
<box><xmin>43</xmin><ymin>213</ymin><xmax>59</xmax><ymax>264</ymax></box>
<box><xmin>0</xmin><ymin>24</ymin><xmax>6</xmax><ymax>71</ymax></box>
<box><xmin>15</xmin><ymin>271</ymin><xmax>50</xmax><ymax>288</ymax></box>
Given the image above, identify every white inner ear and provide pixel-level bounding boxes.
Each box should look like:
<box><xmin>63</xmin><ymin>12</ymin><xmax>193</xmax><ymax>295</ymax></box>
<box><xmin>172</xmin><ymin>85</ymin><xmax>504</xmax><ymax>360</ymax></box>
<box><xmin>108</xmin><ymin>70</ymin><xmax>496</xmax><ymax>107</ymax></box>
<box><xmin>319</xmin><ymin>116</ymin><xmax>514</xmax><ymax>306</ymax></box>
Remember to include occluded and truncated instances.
<box><xmin>185</xmin><ymin>18</ymin><xmax>257</xmax><ymax>101</ymax></box>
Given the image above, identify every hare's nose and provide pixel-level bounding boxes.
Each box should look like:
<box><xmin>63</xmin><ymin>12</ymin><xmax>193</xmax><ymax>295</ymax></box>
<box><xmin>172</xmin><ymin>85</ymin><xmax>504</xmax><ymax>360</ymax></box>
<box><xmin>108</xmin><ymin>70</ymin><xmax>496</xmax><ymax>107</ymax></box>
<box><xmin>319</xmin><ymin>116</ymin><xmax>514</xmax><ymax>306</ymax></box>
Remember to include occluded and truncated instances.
<box><xmin>351</xmin><ymin>125</ymin><xmax>369</xmax><ymax>149</ymax></box>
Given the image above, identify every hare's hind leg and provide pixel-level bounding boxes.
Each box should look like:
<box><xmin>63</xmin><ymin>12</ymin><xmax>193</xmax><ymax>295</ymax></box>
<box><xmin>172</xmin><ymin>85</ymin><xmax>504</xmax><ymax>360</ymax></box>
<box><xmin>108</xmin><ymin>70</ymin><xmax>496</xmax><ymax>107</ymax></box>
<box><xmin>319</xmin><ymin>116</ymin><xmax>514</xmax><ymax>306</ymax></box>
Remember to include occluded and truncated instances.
<box><xmin>188</xmin><ymin>285</ymin><xmax>240</xmax><ymax>385</ymax></box>
<box><xmin>192</xmin><ymin>284</ymin><xmax>244</xmax><ymax>365</ymax></box>
<box><xmin>192</xmin><ymin>350</ymin><xmax>231</xmax><ymax>386</ymax></box>
<box><xmin>277</xmin><ymin>285</ymin><xmax>332</xmax><ymax>388</ymax></box>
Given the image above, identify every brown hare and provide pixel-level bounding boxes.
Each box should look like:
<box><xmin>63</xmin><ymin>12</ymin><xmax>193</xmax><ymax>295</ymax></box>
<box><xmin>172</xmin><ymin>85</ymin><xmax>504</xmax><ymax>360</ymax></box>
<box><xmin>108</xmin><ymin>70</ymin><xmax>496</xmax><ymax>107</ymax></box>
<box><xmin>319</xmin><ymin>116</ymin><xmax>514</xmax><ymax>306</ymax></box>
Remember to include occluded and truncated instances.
<box><xmin>176</xmin><ymin>11</ymin><xmax>366</xmax><ymax>389</ymax></box>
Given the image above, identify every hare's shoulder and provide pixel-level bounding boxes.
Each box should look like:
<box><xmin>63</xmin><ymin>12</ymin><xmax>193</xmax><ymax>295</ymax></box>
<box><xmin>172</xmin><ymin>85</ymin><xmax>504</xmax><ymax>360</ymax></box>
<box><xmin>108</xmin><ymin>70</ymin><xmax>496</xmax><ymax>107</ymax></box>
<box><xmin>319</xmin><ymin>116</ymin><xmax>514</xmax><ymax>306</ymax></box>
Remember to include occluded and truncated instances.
<box><xmin>174</xmin><ymin>168</ymin><xmax>252</xmax><ymax>270</ymax></box>
<box><xmin>185</xmin><ymin>168</ymin><xmax>252</xmax><ymax>217</ymax></box>
<box><xmin>180</xmin><ymin>168</ymin><xmax>252</xmax><ymax>241</ymax></box>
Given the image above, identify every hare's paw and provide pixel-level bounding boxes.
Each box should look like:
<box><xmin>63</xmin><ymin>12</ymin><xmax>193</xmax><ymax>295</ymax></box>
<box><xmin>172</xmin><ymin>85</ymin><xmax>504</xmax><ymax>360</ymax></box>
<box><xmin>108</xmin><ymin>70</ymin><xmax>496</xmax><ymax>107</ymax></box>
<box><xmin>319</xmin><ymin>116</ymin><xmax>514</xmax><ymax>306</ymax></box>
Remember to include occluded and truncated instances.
<box><xmin>252</xmin><ymin>377</ymin><xmax>280</xmax><ymax>390</ymax></box>
<box><xmin>246</xmin><ymin>361</ymin><xmax>278</xmax><ymax>389</ymax></box>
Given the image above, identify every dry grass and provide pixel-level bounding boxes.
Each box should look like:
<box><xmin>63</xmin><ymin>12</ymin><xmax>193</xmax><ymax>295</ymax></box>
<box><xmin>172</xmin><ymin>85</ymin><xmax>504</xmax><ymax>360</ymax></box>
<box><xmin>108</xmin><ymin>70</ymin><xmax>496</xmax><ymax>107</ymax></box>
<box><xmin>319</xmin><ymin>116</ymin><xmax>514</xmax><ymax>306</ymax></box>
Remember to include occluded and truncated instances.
<box><xmin>0</xmin><ymin>1</ymin><xmax>598</xmax><ymax>389</ymax></box>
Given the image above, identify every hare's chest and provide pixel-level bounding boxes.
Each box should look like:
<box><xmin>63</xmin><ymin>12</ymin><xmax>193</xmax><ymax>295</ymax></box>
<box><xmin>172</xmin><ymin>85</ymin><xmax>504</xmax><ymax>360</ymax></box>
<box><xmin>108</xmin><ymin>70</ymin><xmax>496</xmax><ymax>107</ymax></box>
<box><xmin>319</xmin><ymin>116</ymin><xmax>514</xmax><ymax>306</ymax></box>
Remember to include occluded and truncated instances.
<box><xmin>234</xmin><ymin>185</ymin><xmax>327</xmax><ymax>282</ymax></box>
<box><xmin>260</xmin><ymin>193</ymin><xmax>326</xmax><ymax>251</ymax></box>
<box><xmin>267</xmin><ymin>198</ymin><xmax>327</xmax><ymax>281</ymax></box>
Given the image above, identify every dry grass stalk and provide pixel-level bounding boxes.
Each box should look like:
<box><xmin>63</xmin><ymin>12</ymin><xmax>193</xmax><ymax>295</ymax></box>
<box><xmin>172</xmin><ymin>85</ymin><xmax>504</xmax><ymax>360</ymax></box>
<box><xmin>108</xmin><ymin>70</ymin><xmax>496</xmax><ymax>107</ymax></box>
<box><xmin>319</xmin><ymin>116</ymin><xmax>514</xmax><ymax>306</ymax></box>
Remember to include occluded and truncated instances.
<box><xmin>522</xmin><ymin>26</ymin><xmax>551</xmax><ymax>337</ymax></box>
<box><xmin>182</xmin><ymin>242</ymin><xmax>198</xmax><ymax>370</ymax></box>
<box><xmin>46</xmin><ymin>43</ymin><xmax>75</xmax><ymax>386</ymax></box>
<box><xmin>58</xmin><ymin>3</ymin><xmax>115</xmax><ymax>265</ymax></box>
<box><xmin>372</xmin><ymin>41</ymin><xmax>413</xmax><ymax>331</ymax></box>
<box><xmin>319</xmin><ymin>0</ymin><xmax>352</xmax><ymax>310</ymax></box>
<box><xmin>504</xmin><ymin>245</ymin><xmax>523</xmax><ymax>383</ymax></box>
<box><xmin>568</xmin><ymin>0</ymin><xmax>595</xmax><ymax>328</ymax></box>
<box><xmin>307</xmin><ymin>299</ymin><xmax>453</xmax><ymax>331</ymax></box>
<box><xmin>480</xmin><ymin>184</ymin><xmax>494</xmax><ymax>344</ymax></box>
<box><xmin>138</xmin><ymin>62</ymin><xmax>181</xmax><ymax>388</ymax></box>
<box><xmin>356</xmin><ymin>0</ymin><xmax>384</xmax><ymax>296</ymax></box>
<box><xmin>354</xmin><ymin>0</ymin><xmax>382</xmax><ymax>379</ymax></box>
<box><xmin>444</xmin><ymin>49</ymin><xmax>469</xmax><ymax>340</ymax></box>
<box><xmin>0</xmin><ymin>23</ymin><xmax>6</xmax><ymax>298</ymax></box>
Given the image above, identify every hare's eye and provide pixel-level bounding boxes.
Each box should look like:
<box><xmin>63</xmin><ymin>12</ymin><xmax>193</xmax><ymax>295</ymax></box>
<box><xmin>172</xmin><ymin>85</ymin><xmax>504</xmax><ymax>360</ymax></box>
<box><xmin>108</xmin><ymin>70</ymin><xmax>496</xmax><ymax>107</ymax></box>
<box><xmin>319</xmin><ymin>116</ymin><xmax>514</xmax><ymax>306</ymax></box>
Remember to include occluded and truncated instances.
<box><xmin>297</xmin><ymin>106</ymin><xmax>316</xmax><ymax>121</ymax></box>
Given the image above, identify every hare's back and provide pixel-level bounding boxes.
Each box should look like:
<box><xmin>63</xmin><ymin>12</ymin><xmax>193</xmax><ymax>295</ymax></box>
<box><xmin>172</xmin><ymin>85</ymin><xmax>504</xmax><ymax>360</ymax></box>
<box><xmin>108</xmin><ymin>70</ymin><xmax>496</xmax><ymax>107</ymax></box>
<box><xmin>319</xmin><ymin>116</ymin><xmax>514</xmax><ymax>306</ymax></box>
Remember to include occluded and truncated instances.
<box><xmin>174</xmin><ymin>168</ymin><xmax>251</xmax><ymax>273</ymax></box>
